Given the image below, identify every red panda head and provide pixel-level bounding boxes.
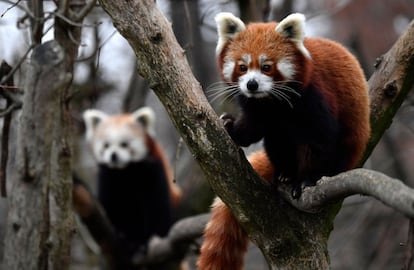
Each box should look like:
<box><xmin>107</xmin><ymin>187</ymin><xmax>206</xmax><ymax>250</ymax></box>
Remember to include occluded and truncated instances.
<box><xmin>215</xmin><ymin>13</ymin><xmax>312</xmax><ymax>101</ymax></box>
<box><xmin>83</xmin><ymin>107</ymin><xmax>155</xmax><ymax>169</ymax></box>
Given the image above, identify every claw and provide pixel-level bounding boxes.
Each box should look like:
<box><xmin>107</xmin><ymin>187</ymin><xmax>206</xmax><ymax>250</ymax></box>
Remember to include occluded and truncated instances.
<box><xmin>291</xmin><ymin>186</ymin><xmax>302</xmax><ymax>199</ymax></box>
<box><xmin>220</xmin><ymin>113</ymin><xmax>235</xmax><ymax>130</ymax></box>
<box><xmin>219</xmin><ymin>113</ymin><xmax>235</xmax><ymax>121</ymax></box>
<box><xmin>278</xmin><ymin>176</ymin><xmax>290</xmax><ymax>183</ymax></box>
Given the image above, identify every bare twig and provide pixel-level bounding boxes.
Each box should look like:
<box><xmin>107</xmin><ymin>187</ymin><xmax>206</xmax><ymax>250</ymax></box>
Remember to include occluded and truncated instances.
<box><xmin>0</xmin><ymin>102</ymin><xmax>21</xmax><ymax>117</ymax></box>
<box><xmin>53</xmin><ymin>10</ymin><xmax>95</xmax><ymax>27</ymax></box>
<box><xmin>0</xmin><ymin>0</ymin><xmax>26</xmax><ymax>18</ymax></box>
<box><xmin>71</xmin><ymin>0</ymin><xmax>97</xmax><ymax>22</ymax></box>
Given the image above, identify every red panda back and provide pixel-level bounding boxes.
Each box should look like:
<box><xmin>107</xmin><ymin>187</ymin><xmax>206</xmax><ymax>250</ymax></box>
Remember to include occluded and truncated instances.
<box><xmin>304</xmin><ymin>37</ymin><xmax>370</xmax><ymax>168</ymax></box>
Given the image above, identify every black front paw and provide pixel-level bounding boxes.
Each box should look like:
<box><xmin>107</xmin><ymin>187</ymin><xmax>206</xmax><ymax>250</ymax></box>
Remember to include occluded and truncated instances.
<box><xmin>220</xmin><ymin>113</ymin><xmax>235</xmax><ymax>132</ymax></box>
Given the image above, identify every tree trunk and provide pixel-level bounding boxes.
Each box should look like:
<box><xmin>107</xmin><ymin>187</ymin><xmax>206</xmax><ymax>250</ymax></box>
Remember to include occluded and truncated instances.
<box><xmin>1</xmin><ymin>41</ymin><xmax>74</xmax><ymax>270</ymax></box>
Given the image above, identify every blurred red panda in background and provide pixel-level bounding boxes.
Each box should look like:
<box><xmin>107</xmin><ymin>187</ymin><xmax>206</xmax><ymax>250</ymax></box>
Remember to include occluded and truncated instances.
<box><xmin>75</xmin><ymin>107</ymin><xmax>181</xmax><ymax>269</ymax></box>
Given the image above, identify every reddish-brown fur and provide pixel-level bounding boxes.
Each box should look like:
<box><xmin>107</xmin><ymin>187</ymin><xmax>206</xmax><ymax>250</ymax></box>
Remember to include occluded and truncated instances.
<box><xmin>198</xmin><ymin>19</ymin><xmax>370</xmax><ymax>270</ymax></box>
<box><xmin>197</xmin><ymin>197</ymin><xmax>249</xmax><ymax>270</ymax></box>
<box><xmin>145</xmin><ymin>133</ymin><xmax>182</xmax><ymax>207</ymax></box>
<box><xmin>197</xmin><ymin>151</ymin><xmax>272</xmax><ymax>270</ymax></box>
<box><xmin>73</xmin><ymin>183</ymin><xmax>94</xmax><ymax>217</ymax></box>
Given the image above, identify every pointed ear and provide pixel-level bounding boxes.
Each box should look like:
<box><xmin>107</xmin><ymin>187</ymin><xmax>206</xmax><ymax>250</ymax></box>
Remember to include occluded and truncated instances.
<box><xmin>215</xmin><ymin>12</ymin><xmax>246</xmax><ymax>55</ymax></box>
<box><xmin>132</xmin><ymin>107</ymin><xmax>155</xmax><ymax>136</ymax></box>
<box><xmin>83</xmin><ymin>109</ymin><xmax>108</xmax><ymax>140</ymax></box>
<box><xmin>275</xmin><ymin>13</ymin><xmax>311</xmax><ymax>58</ymax></box>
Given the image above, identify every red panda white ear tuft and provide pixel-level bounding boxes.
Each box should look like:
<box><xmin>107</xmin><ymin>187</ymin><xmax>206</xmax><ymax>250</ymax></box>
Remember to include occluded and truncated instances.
<box><xmin>132</xmin><ymin>107</ymin><xmax>156</xmax><ymax>137</ymax></box>
<box><xmin>275</xmin><ymin>13</ymin><xmax>311</xmax><ymax>59</ymax></box>
<box><xmin>83</xmin><ymin>109</ymin><xmax>108</xmax><ymax>141</ymax></box>
<box><xmin>215</xmin><ymin>12</ymin><xmax>246</xmax><ymax>56</ymax></box>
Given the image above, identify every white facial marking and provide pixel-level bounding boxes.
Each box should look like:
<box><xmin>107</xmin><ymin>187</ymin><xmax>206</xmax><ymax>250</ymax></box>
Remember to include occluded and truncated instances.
<box><xmin>259</xmin><ymin>54</ymin><xmax>268</xmax><ymax>65</ymax></box>
<box><xmin>92</xmin><ymin>124</ymin><xmax>148</xmax><ymax>169</ymax></box>
<box><xmin>222</xmin><ymin>59</ymin><xmax>235</xmax><ymax>82</ymax></box>
<box><xmin>241</xmin><ymin>54</ymin><xmax>251</xmax><ymax>65</ymax></box>
<box><xmin>238</xmin><ymin>70</ymin><xmax>273</xmax><ymax>98</ymax></box>
<box><xmin>277</xmin><ymin>58</ymin><xmax>296</xmax><ymax>80</ymax></box>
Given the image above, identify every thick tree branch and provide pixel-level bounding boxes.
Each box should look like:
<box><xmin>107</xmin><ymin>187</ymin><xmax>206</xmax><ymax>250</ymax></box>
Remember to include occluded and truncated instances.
<box><xmin>362</xmin><ymin>19</ymin><xmax>414</xmax><ymax>161</ymax></box>
<box><xmin>280</xmin><ymin>169</ymin><xmax>414</xmax><ymax>216</ymax></box>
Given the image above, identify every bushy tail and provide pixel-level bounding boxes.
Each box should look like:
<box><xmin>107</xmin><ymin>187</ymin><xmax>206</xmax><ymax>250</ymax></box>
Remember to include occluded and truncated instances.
<box><xmin>198</xmin><ymin>150</ymin><xmax>273</xmax><ymax>270</ymax></box>
<box><xmin>197</xmin><ymin>197</ymin><xmax>249</xmax><ymax>270</ymax></box>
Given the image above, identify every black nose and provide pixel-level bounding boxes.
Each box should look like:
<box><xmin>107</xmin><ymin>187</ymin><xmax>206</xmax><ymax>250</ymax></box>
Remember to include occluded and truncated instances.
<box><xmin>110</xmin><ymin>152</ymin><xmax>118</xmax><ymax>163</ymax></box>
<box><xmin>247</xmin><ymin>79</ymin><xmax>259</xmax><ymax>91</ymax></box>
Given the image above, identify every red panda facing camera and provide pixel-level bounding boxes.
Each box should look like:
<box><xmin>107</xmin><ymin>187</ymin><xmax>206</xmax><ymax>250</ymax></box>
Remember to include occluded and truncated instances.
<box><xmin>83</xmin><ymin>107</ymin><xmax>182</xmax><ymax>268</ymax></box>
<box><xmin>197</xmin><ymin>12</ymin><xmax>370</xmax><ymax>270</ymax></box>
<box><xmin>215</xmin><ymin>12</ymin><xmax>370</xmax><ymax>198</ymax></box>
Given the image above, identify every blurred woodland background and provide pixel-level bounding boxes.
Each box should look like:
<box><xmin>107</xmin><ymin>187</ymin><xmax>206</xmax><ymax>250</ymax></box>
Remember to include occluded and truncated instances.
<box><xmin>0</xmin><ymin>0</ymin><xmax>413</xmax><ymax>269</ymax></box>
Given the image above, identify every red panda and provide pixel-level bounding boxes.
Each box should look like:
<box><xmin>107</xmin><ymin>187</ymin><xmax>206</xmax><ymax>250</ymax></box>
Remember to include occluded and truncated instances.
<box><xmin>81</xmin><ymin>107</ymin><xmax>182</xmax><ymax>268</ymax></box>
<box><xmin>197</xmin><ymin>12</ymin><xmax>370</xmax><ymax>269</ymax></box>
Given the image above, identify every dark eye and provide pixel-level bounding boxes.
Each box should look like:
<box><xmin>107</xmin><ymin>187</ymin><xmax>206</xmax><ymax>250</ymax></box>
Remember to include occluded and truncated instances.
<box><xmin>239</xmin><ymin>64</ymin><xmax>248</xmax><ymax>72</ymax></box>
<box><xmin>103</xmin><ymin>142</ymin><xmax>110</xmax><ymax>149</ymax></box>
<box><xmin>262</xmin><ymin>64</ymin><xmax>272</xmax><ymax>72</ymax></box>
<box><xmin>120</xmin><ymin>141</ymin><xmax>129</xmax><ymax>148</ymax></box>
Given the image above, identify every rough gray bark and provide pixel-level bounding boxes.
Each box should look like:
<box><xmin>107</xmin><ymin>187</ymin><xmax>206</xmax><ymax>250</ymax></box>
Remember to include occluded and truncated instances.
<box><xmin>97</xmin><ymin>1</ymin><xmax>414</xmax><ymax>268</ymax></box>
<box><xmin>363</xmin><ymin>19</ymin><xmax>414</xmax><ymax>161</ymax></box>
<box><xmin>1</xmin><ymin>41</ymin><xmax>74</xmax><ymax>270</ymax></box>
<box><xmin>0</xmin><ymin>0</ymin><xmax>95</xmax><ymax>268</ymax></box>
